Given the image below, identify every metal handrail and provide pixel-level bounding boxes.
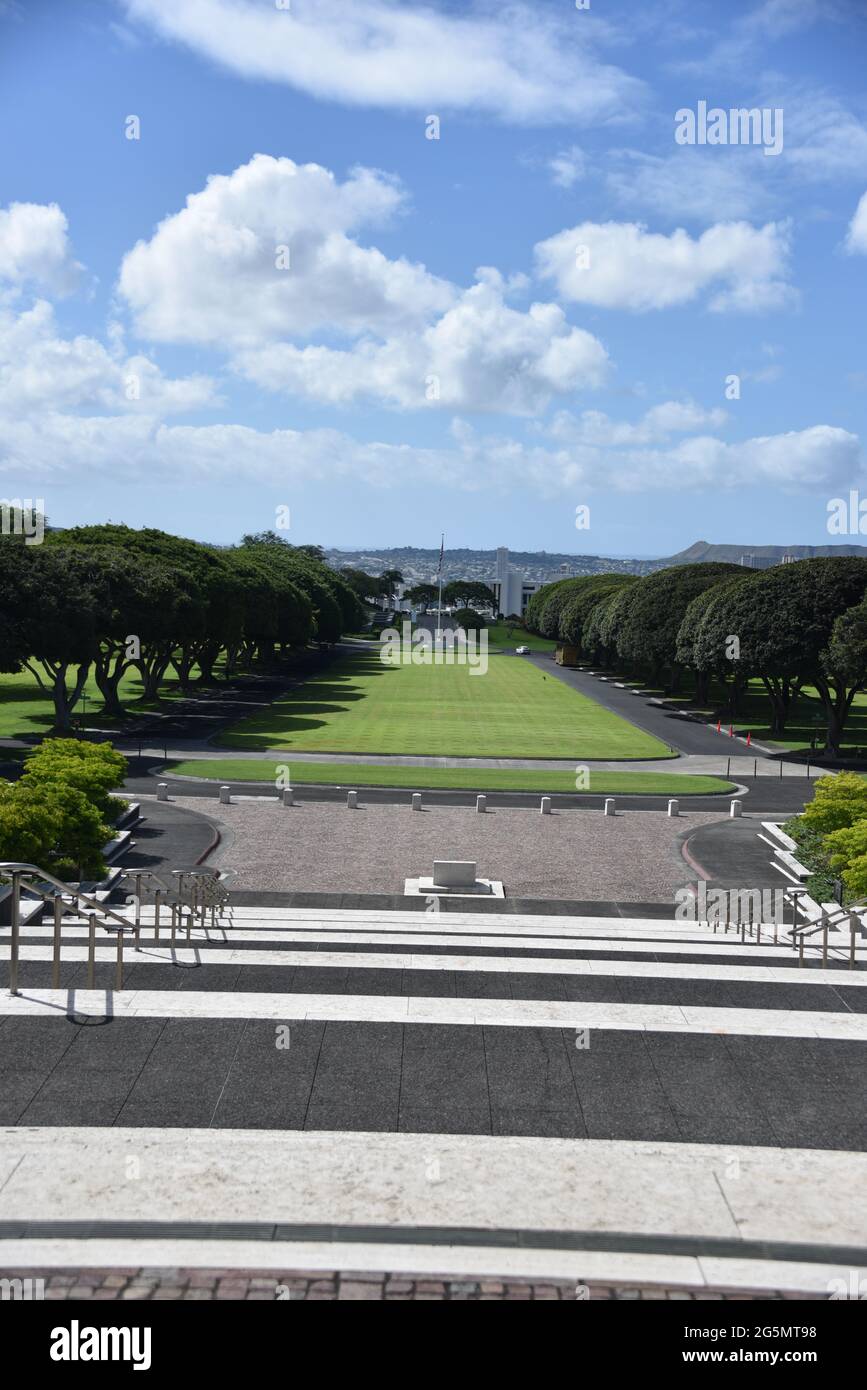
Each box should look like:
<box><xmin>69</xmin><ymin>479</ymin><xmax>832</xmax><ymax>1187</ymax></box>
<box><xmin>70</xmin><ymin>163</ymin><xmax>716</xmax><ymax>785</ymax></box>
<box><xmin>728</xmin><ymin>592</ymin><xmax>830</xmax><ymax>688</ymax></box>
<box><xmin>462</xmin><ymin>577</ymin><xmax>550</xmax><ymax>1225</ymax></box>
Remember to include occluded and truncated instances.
<box><xmin>782</xmin><ymin>892</ymin><xmax>864</xmax><ymax>970</ymax></box>
<box><xmin>1</xmin><ymin>861</ymin><xmax>136</xmax><ymax>996</ymax></box>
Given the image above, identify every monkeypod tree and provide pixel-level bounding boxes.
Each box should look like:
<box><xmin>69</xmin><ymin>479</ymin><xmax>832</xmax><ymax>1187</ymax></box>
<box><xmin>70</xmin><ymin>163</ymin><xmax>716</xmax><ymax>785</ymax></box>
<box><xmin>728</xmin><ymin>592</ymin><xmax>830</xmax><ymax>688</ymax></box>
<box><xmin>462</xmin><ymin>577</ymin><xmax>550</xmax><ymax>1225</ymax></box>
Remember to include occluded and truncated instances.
<box><xmin>689</xmin><ymin>558</ymin><xmax>867</xmax><ymax>749</ymax></box>
<box><xmin>452</xmin><ymin>607</ymin><xmax>485</xmax><ymax>633</ymax></box>
<box><xmin>583</xmin><ymin>584</ymin><xmax>636</xmax><ymax>668</ymax></box>
<box><xmin>443</xmin><ymin>581</ymin><xmax>496</xmax><ymax>611</ymax></box>
<box><xmin>676</xmin><ymin>576</ymin><xmax>752</xmax><ymax>707</ymax></box>
<box><xmin>558</xmin><ymin>575</ymin><xmax>636</xmax><ymax>651</ymax></box>
<box><xmin>615</xmin><ymin>562</ymin><xmax>743</xmax><ymax>691</ymax></box>
<box><xmin>8</xmin><ymin>545</ymin><xmax>106</xmax><ymax>730</ymax></box>
<box><xmin>403</xmin><ymin>583</ymin><xmax>438</xmax><ymax>610</ymax></box>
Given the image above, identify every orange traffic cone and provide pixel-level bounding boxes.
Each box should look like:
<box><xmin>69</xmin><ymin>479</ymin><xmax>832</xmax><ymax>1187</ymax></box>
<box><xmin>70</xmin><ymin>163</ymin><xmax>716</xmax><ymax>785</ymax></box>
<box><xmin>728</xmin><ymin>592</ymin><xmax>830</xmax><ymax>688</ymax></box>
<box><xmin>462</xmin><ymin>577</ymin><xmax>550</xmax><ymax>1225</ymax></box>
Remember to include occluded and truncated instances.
<box><xmin>716</xmin><ymin>720</ymin><xmax>721</xmax><ymax>733</ymax></box>
<box><xmin>746</xmin><ymin>731</ymin><xmax>751</xmax><ymax>747</ymax></box>
<box><xmin>729</xmin><ymin>725</ymin><xmax>734</xmax><ymax>737</ymax></box>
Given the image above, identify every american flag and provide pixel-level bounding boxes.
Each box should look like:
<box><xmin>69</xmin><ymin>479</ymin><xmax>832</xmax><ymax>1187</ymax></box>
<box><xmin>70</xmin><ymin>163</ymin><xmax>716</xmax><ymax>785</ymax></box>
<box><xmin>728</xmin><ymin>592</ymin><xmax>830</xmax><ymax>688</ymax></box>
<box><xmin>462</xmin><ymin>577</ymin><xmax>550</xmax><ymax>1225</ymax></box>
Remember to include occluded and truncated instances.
<box><xmin>437</xmin><ymin>534</ymin><xmax>444</xmax><ymax>577</ymax></box>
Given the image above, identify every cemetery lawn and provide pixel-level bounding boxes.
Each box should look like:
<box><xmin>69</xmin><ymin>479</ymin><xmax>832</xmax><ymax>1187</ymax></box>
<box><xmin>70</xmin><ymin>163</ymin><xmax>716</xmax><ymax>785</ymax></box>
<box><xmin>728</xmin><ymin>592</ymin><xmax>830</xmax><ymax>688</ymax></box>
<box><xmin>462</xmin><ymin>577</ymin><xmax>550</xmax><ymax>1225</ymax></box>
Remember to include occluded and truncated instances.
<box><xmin>215</xmin><ymin>651</ymin><xmax>674</xmax><ymax>759</ymax></box>
<box><xmin>167</xmin><ymin>759</ymin><xmax>732</xmax><ymax>795</ymax></box>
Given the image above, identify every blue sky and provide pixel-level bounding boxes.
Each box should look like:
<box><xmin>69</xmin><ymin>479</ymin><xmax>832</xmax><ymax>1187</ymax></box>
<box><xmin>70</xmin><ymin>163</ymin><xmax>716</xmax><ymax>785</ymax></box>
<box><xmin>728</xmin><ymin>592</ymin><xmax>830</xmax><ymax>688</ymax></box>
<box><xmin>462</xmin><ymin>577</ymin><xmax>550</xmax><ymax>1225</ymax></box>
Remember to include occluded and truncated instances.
<box><xmin>0</xmin><ymin>0</ymin><xmax>866</xmax><ymax>557</ymax></box>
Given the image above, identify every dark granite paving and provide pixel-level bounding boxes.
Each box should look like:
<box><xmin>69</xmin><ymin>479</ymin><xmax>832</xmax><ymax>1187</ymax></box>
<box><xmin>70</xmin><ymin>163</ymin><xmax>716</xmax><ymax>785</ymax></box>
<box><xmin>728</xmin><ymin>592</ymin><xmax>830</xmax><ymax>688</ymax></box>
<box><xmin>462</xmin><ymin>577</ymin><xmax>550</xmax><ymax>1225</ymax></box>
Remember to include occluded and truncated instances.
<box><xmin>0</xmin><ymin>1016</ymin><xmax>863</xmax><ymax>1149</ymax></box>
<box><xmin>6</xmin><ymin>954</ymin><xmax>866</xmax><ymax>1012</ymax></box>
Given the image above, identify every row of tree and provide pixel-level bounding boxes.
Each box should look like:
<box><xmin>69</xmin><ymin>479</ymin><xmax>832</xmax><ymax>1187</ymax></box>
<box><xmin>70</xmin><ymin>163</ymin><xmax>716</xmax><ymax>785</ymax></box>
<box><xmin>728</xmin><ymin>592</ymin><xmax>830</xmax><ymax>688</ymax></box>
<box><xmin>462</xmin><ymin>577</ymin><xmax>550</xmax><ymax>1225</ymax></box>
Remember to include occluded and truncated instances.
<box><xmin>0</xmin><ymin>526</ymin><xmax>364</xmax><ymax>729</ymax></box>
<box><xmin>524</xmin><ymin>558</ymin><xmax>867</xmax><ymax>754</ymax></box>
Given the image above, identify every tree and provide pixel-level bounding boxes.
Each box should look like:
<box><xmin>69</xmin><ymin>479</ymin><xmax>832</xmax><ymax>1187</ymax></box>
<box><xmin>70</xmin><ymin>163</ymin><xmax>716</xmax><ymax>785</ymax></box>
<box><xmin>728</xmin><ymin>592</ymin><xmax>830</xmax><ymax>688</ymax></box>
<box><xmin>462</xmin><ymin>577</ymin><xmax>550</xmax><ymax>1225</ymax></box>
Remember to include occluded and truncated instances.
<box><xmin>403</xmin><ymin>583</ymin><xmax>438</xmax><ymax>609</ymax></box>
<box><xmin>21</xmin><ymin>739</ymin><xmax>127</xmax><ymax>821</ymax></box>
<box><xmin>616</xmin><ymin>562</ymin><xmax>742</xmax><ymax>690</ymax></box>
<box><xmin>558</xmin><ymin>575</ymin><xmax>636</xmax><ymax>651</ymax></box>
<box><xmin>0</xmin><ymin>781</ymin><xmax>111</xmax><ymax>881</ymax></box>
<box><xmin>452</xmin><ymin>607</ymin><xmax>484</xmax><ymax>633</ymax></box>
<box><xmin>443</xmin><ymin>580</ymin><xmax>496</xmax><ymax>611</ymax></box>
<box><xmin>800</xmin><ymin>772</ymin><xmax>867</xmax><ymax>834</ymax></box>
<box><xmin>685</xmin><ymin>558</ymin><xmax>867</xmax><ymax>747</ymax></box>
<box><xmin>10</xmin><ymin>546</ymin><xmax>105</xmax><ymax>731</ymax></box>
<box><xmin>676</xmin><ymin>577</ymin><xmax>751</xmax><ymax>707</ymax></box>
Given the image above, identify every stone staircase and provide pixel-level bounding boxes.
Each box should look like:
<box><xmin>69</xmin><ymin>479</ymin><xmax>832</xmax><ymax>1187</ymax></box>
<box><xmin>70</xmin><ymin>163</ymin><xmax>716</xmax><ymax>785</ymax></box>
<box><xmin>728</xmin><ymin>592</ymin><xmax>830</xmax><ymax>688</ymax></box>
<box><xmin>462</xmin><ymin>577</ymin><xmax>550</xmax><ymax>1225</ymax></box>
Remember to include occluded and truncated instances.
<box><xmin>1</xmin><ymin>900</ymin><xmax>866</xmax><ymax>1297</ymax></box>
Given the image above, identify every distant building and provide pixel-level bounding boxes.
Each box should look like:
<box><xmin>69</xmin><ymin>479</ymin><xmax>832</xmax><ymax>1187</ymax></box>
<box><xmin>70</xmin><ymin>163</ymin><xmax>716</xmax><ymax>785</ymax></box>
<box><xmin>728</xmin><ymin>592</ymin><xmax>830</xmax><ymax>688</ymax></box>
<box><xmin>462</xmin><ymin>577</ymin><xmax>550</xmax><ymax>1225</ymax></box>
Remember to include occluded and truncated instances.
<box><xmin>493</xmin><ymin>547</ymin><xmax>541</xmax><ymax>616</ymax></box>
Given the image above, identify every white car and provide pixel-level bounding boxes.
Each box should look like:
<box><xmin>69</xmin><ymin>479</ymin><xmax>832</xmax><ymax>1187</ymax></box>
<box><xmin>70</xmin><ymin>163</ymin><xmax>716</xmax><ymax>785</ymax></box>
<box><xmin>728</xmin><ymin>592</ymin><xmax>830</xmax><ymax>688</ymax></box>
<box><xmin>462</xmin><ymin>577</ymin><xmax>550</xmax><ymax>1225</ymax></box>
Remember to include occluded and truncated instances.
<box><xmin>516</xmin><ymin>645</ymin><xmax>530</xmax><ymax>654</ymax></box>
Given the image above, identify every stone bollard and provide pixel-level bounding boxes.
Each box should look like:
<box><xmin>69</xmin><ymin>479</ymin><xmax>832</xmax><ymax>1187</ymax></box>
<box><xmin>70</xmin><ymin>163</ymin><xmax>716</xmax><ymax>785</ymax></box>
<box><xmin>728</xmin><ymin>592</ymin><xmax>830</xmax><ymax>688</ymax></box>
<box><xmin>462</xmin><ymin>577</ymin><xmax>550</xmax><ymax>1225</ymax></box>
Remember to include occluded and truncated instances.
<box><xmin>668</xmin><ymin>799</ymin><xmax>679</xmax><ymax>817</ymax></box>
<box><xmin>476</xmin><ymin>794</ymin><xmax>486</xmax><ymax>813</ymax></box>
<box><xmin>540</xmin><ymin>797</ymin><xmax>551</xmax><ymax>815</ymax></box>
<box><xmin>219</xmin><ymin>785</ymin><xmax>231</xmax><ymax>805</ymax></box>
<box><xmin>156</xmin><ymin>783</ymin><xmax>169</xmax><ymax>802</ymax></box>
<box><xmin>730</xmin><ymin>799</ymin><xmax>742</xmax><ymax>818</ymax></box>
<box><xmin>282</xmin><ymin>786</ymin><xmax>294</xmax><ymax>807</ymax></box>
<box><xmin>412</xmin><ymin>793</ymin><xmax>422</xmax><ymax>811</ymax></box>
<box><xmin>604</xmin><ymin>798</ymin><xmax>616</xmax><ymax>816</ymax></box>
<box><xmin>347</xmin><ymin>789</ymin><xmax>358</xmax><ymax>809</ymax></box>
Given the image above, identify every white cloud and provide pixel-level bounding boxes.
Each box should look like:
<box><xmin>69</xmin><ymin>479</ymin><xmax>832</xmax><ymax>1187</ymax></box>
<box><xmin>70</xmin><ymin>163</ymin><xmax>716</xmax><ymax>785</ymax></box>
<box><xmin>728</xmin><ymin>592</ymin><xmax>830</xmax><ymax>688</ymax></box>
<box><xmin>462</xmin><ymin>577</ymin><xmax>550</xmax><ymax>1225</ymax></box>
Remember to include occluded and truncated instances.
<box><xmin>1</xmin><ymin>397</ymin><xmax>857</xmax><ymax>500</ymax></box>
<box><xmin>603</xmin><ymin>150</ymin><xmax>769</xmax><ymax>222</ymax></box>
<box><xmin>534</xmin><ymin>218</ymin><xmax>795</xmax><ymax>312</ymax></box>
<box><xmin>845</xmin><ymin>191</ymin><xmax>867</xmax><ymax>254</ymax></box>
<box><xmin>545</xmin><ymin>401</ymin><xmax>729</xmax><ymax>447</ymax></box>
<box><xmin>119</xmin><ymin>154</ymin><xmax>452</xmax><ymax>346</ymax></box>
<box><xmin>122</xmin><ymin>0</ymin><xmax>644</xmax><ymax>126</ymax></box>
<box><xmin>235</xmin><ymin>273</ymin><xmax>609</xmax><ymax>413</ymax></box>
<box><xmin>0</xmin><ymin>202</ymin><xmax>83</xmax><ymax>296</ymax></box>
<box><xmin>0</xmin><ymin>299</ymin><xmax>218</xmax><ymax>416</ymax></box>
<box><xmin>548</xmin><ymin>146</ymin><xmax>586</xmax><ymax>190</ymax></box>
<box><xmin>120</xmin><ymin>157</ymin><xmax>609</xmax><ymax>412</ymax></box>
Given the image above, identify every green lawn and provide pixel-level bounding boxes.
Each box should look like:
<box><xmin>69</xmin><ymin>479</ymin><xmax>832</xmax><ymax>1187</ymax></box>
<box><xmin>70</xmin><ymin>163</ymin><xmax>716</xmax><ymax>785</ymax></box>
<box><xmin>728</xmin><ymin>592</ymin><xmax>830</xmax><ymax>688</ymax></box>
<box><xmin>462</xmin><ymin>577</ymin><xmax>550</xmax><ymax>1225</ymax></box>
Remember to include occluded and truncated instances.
<box><xmin>168</xmin><ymin>758</ymin><xmax>731</xmax><ymax>795</ymax></box>
<box><xmin>484</xmin><ymin>624</ymin><xmax>557</xmax><ymax>652</ymax></box>
<box><xmin>0</xmin><ymin>666</ymin><xmax>222</xmax><ymax>740</ymax></box>
<box><xmin>215</xmin><ymin>651</ymin><xmax>674</xmax><ymax>759</ymax></box>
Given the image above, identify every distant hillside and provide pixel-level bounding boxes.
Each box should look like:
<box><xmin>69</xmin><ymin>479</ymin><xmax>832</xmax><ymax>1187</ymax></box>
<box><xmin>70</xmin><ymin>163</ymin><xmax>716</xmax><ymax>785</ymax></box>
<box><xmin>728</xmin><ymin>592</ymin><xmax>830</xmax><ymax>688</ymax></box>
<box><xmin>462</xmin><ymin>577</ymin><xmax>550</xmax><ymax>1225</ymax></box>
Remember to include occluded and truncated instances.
<box><xmin>325</xmin><ymin>541</ymin><xmax>867</xmax><ymax>586</ymax></box>
<box><xmin>656</xmin><ymin>541</ymin><xmax>867</xmax><ymax>569</ymax></box>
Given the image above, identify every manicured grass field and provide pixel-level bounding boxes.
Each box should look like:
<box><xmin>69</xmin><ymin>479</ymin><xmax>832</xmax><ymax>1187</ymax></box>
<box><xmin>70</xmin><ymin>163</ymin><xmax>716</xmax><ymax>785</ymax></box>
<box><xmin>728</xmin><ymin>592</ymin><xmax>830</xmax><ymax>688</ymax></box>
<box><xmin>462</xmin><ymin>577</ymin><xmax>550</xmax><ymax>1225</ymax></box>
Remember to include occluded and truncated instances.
<box><xmin>215</xmin><ymin>651</ymin><xmax>674</xmax><ymax>759</ymax></box>
<box><xmin>484</xmin><ymin>624</ymin><xmax>557</xmax><ymax>651</ymax></box>
<box><xmin>168</xmin><ymin>758</ymin><xmax>731</xmax><ymax>795</ymax></box>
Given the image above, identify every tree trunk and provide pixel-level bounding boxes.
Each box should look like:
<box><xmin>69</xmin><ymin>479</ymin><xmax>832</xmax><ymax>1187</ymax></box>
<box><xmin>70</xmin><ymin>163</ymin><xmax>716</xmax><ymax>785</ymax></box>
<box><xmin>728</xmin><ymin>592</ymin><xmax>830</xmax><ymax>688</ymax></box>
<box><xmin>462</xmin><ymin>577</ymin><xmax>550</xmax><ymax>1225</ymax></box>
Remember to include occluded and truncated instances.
<box><xmin>52</xmin><ymin>663</ymin><xmax>90</xmax><ymax>732</ymax></box>
<box><xmin>93</xmin><ymin>648</ymin><xmax>127</xmax><ymax>719</ymax></box>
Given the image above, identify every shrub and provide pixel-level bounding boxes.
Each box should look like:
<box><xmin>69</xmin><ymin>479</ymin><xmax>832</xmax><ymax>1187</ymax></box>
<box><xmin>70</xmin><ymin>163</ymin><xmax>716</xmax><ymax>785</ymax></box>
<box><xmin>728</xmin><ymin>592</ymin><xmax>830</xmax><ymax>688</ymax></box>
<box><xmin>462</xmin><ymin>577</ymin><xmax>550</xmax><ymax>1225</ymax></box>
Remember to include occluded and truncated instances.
<box><xmin>21</xmin><ymin>738</ymin><xmax>127</xmax><ymax>821</ymax></box>
<box><xmin>800</xmin><ymin>772</ymin><xmax>867</xmax><ymax>834</ymax></box>
<box><xmin>0</xmin><ymin>781</ymin><xmax>110</xmax><ymax>880</ymax></box>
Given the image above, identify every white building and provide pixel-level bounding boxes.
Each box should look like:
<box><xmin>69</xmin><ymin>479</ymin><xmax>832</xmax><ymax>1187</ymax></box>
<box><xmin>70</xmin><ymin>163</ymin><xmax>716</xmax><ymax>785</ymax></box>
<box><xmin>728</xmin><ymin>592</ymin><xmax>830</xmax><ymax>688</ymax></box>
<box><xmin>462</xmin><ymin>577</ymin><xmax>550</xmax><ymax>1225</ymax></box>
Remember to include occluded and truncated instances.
<box><xmin>493</xmin><ymin>547</ymin><xmax>540</xmax><ymax>617</ymax></box>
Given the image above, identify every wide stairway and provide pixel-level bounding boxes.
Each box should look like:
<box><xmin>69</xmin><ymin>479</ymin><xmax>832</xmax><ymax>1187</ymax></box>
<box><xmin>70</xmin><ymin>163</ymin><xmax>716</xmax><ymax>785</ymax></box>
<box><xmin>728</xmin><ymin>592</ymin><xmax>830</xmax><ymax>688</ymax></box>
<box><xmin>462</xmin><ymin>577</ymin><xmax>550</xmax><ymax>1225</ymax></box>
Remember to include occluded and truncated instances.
<box><xmin>1</xmin><ymin>890</ymin><xmax>866</xmax><ymax>1299</ymax></box>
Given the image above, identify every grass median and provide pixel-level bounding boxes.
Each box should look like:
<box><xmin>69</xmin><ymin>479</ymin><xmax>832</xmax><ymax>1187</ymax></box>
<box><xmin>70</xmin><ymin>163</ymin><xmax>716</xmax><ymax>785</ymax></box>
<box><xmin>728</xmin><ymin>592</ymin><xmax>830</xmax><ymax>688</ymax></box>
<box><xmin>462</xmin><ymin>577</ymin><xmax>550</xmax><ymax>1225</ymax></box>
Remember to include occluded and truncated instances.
<box><xmin>166</xmin><ymin>759</ymin><xmax>734</xmax><ymax>795</ymax></box>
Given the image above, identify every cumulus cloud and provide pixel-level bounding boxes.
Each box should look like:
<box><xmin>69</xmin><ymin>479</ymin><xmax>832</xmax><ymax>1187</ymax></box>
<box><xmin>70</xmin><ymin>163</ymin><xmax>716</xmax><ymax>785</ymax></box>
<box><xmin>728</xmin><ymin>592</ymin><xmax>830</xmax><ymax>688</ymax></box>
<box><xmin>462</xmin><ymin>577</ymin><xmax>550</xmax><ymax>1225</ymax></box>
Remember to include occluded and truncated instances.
<box><xmin>534</xmin><ymin>218</ymin><xmax>795</xmax><ymax>312</ymax></box>
<box><xmin>845</xmin><ymin>191</ymin><xmax>867</xmax><ymax>254</ymax></box>
<box><xmin>544</xmin><ymin>401</ymin><xmax>729</xmax><ymax>447</ymax></box>
<box><xmin>1</xmin><ymin>396</ymin><xmax>857</xmax><ymax>500</ymax></box>
<box><xmin>119</xmin><ymin>154</ymin><xmax>452</xmax><ymax>345</ymax></box>
<box><xmin>0</xmin><ymin>299</ymin><xmax>219</xmax><ymax>417</ymax></box>
<box><xmin>121</xmin><ymin>0</ymin><xmax>644</xmax><ymax>125</ymax></box>
<box><xmin>236</xmin><ymin>272</ymin><xmax>609</xmax><ymax>412</ymax></box>
<box><xmin>119</xmin><ymin>157</ymin><xmax>609</xmax><ymax>411</ymax></box>
<box><xmin>0</xmin><ymin>202</ymin><xmax>83</xmax><ymax>296</ymax></box>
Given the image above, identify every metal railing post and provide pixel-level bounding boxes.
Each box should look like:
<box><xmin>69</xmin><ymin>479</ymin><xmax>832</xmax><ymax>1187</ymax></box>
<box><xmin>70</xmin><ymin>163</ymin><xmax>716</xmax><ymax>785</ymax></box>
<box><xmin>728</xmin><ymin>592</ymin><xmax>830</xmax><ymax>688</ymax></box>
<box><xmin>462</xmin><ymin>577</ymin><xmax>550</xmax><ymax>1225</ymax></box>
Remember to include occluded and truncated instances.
<box><xmin>798</xmin><ymin>932</ymin><xmax>804</xmax><ymax>967</ymax></box>
<box><xmin>154</xmin><ymin>890</ymin><xmax>161</xmax><ymax>943</ymax></box>
<box><xmin>52</xmin><ymin>892</ymin><xmax>63</xmax><ymax>989</ymax></box>
<box><xmin>849</xmin><ymin>911</ymin><xmax>858</xmax><ymax>970</ymax></box>
<box><xmin>822</xmin><ymin>910</ymin><xmax>829</xmax><ymax>969</ymax></box>
<box><xmin>115</xmin><ymin>929</ymin><xmax>124</xmax><ymax>992</ymax></box>
<box><xmin>8</xmin><ymin>869</ymin><xmax>21</xmax><ymax>995</ymax></box>
<box><xmin>86</xmin><ymin>912</ymin><xmax>96</xmax><ymax>989</ymax></box>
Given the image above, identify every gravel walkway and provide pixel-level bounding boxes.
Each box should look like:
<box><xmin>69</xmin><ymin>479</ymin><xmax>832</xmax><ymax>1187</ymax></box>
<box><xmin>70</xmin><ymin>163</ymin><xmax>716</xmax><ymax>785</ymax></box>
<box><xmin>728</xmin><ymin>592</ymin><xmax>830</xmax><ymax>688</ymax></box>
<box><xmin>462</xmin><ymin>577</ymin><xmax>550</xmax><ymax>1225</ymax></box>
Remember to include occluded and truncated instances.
<box><xmin>168</xmin><ymin>797</ymin><xmax>726</xmax><ymax>901</ymax></box>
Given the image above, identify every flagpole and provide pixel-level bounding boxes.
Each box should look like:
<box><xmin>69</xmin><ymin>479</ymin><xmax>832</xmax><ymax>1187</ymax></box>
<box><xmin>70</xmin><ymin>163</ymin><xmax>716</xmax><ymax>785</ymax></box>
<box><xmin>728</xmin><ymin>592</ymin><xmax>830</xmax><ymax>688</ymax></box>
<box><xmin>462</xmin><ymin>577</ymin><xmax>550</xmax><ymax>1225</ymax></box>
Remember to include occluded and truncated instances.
<box><xmin>437</xmin><ymin>532</ymin><xmax>444</xmax><ymax>639</ymax></box>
